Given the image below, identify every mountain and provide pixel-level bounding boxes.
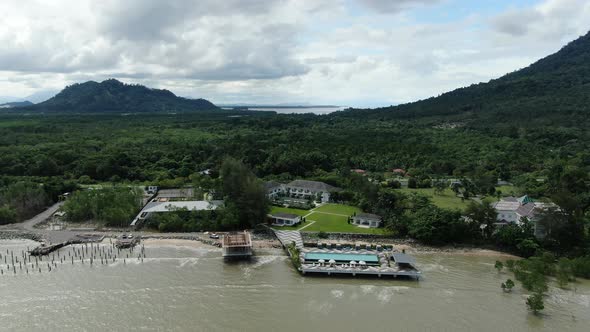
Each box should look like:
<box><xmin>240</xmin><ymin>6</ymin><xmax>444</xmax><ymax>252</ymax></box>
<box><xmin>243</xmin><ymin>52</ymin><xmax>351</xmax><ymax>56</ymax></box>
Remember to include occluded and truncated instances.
<box><xmin>28</xmin><ymin>79</ymin><xmax>217</xmax><ymax>113</ymax></box>
<box><xmin>339</xmin><ymin>31</ymin><xmax>590</xmax><ymax>127</ymax></box>
<box><xmin>0</xmin><ymin>101</ymin><xmax>34</xmax><ymax>108</ymax></box>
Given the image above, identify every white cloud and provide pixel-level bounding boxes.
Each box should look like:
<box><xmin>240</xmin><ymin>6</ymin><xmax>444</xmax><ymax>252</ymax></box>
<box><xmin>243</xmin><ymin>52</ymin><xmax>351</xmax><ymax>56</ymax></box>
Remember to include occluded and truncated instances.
<box><xmin>0</xmin><ymin>0</ymin><xmax>589</xmax><ymax>106</ymax></box>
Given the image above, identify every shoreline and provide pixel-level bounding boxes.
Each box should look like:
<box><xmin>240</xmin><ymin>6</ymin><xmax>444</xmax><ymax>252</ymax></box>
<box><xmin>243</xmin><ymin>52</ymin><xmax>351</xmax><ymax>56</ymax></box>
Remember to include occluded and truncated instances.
<box><xmin>0</xmin><ymin>229</ymin><xmax>519</xmax><ymax>258</ymax></box>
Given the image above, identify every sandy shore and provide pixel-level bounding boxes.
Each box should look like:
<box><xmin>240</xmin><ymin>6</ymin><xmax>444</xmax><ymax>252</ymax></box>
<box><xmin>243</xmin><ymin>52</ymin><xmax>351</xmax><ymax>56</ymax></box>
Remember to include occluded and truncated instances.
<box><xmin>142</xmin><ymin>238</ymin><xmax>214</xmax><ymax>248</ymax></box>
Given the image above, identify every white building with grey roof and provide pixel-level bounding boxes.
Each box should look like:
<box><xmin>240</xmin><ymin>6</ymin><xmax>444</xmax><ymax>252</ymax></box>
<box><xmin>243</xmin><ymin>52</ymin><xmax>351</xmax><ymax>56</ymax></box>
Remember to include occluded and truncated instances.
<box><xmin>492</xmin><ymin>195</ymin><xmax>557</xmax><ymax>238</ymax></box>
<box><xmin>352</xmin><ymin>213</ymin><xmax>382</xmax><ymax>228</ymax></box>
<box><xmin>265</xmin><ymin>179</ymin><xmax>340</xmax><ymax>203</ymax></box>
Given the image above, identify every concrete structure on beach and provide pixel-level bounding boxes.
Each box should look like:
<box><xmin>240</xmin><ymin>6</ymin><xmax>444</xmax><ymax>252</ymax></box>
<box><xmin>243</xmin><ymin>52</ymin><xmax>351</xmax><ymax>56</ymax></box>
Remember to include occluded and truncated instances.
<box><xmin>222</xmin><ymin>232</ymin><xmax>252</xmax><ymax>258</ymax></box>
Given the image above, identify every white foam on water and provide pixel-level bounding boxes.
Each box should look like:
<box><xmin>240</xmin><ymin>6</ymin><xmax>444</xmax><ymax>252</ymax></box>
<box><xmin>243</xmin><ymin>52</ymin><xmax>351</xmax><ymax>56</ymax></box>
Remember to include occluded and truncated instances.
<box><xmin>177</xmin><ymin>257</ymin><xmax>199</xmax><ymax>268</ymax></box>
<box><xmin>376</xmin><ymin>286</ymin><xmax>410</xmax><ymax>303</ymax></box>
<box><xmin>330</xmin><ymin>289</ymin><xmax>344</xmax><ymax>298</ymax></box>
<box><xmin>305</xmin><ymin>300</ymin><xmax>333</xmax><ymax>315</ymax></box>
<box><xmin>360</xmin><ymin>285</ymin><xmax>376</xmax><ymax>294</ymax></box>
<box><xmin>549</xmin><ymin>288</ymin><xmax>590</xmax><ymax>307</ymax></box>
<box><xmin>241</xmin><ymin>255</ymin><xmax>285</xmax><ymax>278</ymax></box>
<box><xmin>420</xmin><ymin>263</ymin><xmax>449</xmax><ymax>273</ymax></box>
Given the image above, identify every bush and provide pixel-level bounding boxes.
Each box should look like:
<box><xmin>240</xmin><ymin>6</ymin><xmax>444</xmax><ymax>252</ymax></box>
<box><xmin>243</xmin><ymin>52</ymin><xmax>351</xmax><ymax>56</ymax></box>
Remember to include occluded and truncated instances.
<box><xmin>318</xmin><ymin>231</ymin><xmax>329</xmax><ymax>239</ymax></box>
<box><xmin>0</xmin><ymin>205</ymin><xmax>17</xmax><ymax>225</ymax></box>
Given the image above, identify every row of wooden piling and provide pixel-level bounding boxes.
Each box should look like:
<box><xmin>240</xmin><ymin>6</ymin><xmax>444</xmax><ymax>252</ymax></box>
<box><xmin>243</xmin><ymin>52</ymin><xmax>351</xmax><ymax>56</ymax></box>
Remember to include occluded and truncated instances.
<box><xmin>0</xmin><ymin>239</ymin><xmax>146</xmax><ymax>276</ymax></box>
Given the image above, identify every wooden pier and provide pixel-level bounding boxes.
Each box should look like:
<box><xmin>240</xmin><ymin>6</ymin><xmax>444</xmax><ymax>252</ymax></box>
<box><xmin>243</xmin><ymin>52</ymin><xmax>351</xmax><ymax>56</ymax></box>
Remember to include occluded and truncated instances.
<box><xmin>222</xmin><ymin>231</ymin><xmax>252</xmax><ymax>259</ymax></box>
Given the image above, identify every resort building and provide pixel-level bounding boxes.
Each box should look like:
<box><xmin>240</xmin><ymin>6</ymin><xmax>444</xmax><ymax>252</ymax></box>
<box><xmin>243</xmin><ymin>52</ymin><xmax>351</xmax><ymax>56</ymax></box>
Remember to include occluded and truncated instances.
<box><xmin>492</xmin><ymin>195</ymin><xmax>556</xmax><ymax>238</ymax></box>
<box><xmin>352</xmin><ymin>213</ymin><xmax>382</xmax><ymax>228</ymax></box>
<box><xmin>264</xmin><ymin>181</ymin><xmax>283</xmax><ymax>199</ymax></box>
<box><xmin>269</xmin><ymin>212</ymin><xmax>301</xmax><ymax>226</ymax></box>
<box><xmin>265</xmin><ymin>179</ymin><xmax>340</xmax><ymax>203</ymax></box>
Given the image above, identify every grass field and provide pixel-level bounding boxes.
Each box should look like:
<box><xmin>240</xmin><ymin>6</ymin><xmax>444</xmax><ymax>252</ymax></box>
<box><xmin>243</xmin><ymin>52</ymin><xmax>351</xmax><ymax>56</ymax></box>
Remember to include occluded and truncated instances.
<box><xmin>269</xmin><ymin>206</ymin><xmax>310</xmax><ymax>217</ymax></box>
<box><xmin>397</xmin><ymin>188</ymin><xmax>471</xmax><ymax>211</ymax></box>
<box><xmin>313</xmin><ymin>203</ymin><xmax>361</xmax><ymax>215</ymax></box>
<box><xmin>302</xmin><ymin>211</ymin><xmax>388</xmax><ymax>234</ymax></box>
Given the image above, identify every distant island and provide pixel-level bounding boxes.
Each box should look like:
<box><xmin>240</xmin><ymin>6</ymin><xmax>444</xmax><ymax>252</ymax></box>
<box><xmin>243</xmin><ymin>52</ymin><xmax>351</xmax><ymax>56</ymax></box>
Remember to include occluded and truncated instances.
<box><xmin>0</xmin><ymin>101</ymin><xmax>34</xmax><ymax>109</ymax></box>
<box><xmin>219</xmin><ymin>104</ymin><xmax>342</xmax><ymax>109</ymax></box>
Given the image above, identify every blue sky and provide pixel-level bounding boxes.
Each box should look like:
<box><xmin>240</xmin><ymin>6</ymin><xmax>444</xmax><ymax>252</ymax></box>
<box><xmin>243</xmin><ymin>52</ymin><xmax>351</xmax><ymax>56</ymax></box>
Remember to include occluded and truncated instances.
<box><xmin>0</xmin><ymin>0</ymin><xmax>589</xmax><ymax>107</ymax></box>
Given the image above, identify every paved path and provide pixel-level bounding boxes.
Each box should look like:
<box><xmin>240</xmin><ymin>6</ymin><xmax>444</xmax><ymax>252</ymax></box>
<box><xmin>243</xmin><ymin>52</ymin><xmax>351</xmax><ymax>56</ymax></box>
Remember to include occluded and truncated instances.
<box><xmin>273</xmin><ymin>230</ymin><xmax>304</xmax><ymax>249</ymax></box>
<box><xmin>20</xmin><ymin>202</ymin><xmax>64</xmax><ymax>231</ymax></box>
<box><xmin>296</xmin><ymin>220</ymin><xmax>316</xmax><ymax>231</ymax></box>
<box><xmin>307</xmin><ymin>211</ymin><xmax>349</xmax><ymax>217</ymax></box>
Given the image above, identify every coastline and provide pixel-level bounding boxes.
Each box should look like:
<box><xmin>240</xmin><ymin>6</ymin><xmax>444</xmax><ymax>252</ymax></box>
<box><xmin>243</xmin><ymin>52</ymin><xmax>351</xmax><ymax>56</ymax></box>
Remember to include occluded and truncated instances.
<box><xmin>0</xmin><ymin>229</ymin><xmax>519</xmax><ymax>258</ymax></box>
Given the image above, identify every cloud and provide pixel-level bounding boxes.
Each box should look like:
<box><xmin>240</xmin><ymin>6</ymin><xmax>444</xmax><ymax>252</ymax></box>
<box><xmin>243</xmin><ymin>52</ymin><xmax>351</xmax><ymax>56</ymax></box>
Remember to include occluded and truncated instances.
<box><xmin>0</xmin><ymin>0</ymin><xmax>307</xmax><ymax>81</ymax></box>
<box><xmin>491</xmin><ymin>0</ymin><xmax>590</xmax><ymax>40</ymax></box>
<box><xmin>0</xmin><ymin>0</ymin><xmax>589</xmax><ymax>107</ymax></box>
<box><xmin>357</xmin><ymin>0</ymin><xmax>442</xmax><ymax>13</ymax></box>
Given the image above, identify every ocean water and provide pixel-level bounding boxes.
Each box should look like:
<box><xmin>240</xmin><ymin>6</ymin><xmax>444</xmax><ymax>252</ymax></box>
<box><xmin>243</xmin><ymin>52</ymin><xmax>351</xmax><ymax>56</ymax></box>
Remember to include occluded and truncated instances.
<box><xmin>0</xmin><ymin>239</ymin><xmax>589</xmax><ymax>331</ymax></box>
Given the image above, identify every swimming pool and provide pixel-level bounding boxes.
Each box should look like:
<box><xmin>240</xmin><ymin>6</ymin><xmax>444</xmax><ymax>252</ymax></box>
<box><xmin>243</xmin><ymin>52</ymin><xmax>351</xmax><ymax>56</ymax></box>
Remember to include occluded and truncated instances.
<box><xmin>304</xmin><ymin>252</ymin><xmax>379</xmax><ymax>263</ymax></box>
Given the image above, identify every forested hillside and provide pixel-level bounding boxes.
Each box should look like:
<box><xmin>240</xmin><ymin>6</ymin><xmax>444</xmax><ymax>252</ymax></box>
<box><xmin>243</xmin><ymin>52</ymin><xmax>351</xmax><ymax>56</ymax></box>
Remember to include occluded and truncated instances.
<box><xmin>25</xmin><ymin>79</ymin><xmax>218</xmax><ymax>113</ymax></box>
<box><xmin>339</xmin><ymin>31</ymin><xmax>590</xmax><ymax>128</ymax></box>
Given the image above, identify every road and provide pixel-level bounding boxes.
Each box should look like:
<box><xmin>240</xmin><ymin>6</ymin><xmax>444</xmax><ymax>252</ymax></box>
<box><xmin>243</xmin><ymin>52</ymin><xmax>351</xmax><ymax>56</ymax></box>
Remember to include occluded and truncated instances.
<box><xmin>20</xmin><ymin>202</ymin><xmax>64</xmax><ymax>231</ymax></box>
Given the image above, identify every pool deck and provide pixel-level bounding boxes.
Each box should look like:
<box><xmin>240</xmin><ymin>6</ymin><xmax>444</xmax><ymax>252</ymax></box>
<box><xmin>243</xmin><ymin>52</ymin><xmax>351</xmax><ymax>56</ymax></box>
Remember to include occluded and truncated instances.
<box><xmin>299</xmin><ymin>248</ymin><xmax>421</xmax><ymax>279</ymax></box>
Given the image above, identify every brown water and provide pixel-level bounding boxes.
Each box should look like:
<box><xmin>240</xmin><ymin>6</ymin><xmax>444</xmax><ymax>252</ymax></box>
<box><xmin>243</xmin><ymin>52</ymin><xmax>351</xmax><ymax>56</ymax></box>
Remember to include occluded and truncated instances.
<box><xmin>0</xmin><ymin>239</ymin><xmax>589</xmax><ymax>331</ymax></box>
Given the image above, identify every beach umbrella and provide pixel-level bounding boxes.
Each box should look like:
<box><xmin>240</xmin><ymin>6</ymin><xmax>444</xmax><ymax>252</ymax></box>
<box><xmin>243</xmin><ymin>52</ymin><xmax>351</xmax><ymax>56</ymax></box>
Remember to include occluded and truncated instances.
<box><xmin>359</xmin><ymin>261</ymin><xmax>366</xmax><ymax>266</ymax></box>
<box><xmin>350</xmin><ymin>260</ymin><xmax>357</xmax><ymax>266</ymax></box>
<box><xmin>329</xmin><ymin>259</ymin><xmax>336</xmax><ymax>266</ymax></box>
<box><xmin>318</xmin><ymin>259</ymin><xmax>325</xmax><ymax>265</ymax></box>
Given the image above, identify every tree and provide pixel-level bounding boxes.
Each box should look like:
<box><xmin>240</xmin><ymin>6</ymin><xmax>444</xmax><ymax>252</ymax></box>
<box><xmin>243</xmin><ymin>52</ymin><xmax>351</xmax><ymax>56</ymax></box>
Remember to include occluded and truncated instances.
<box><xmin>556</xmin><ymin>257</ymin><xmax>574</xmax><ymax>288</ymax></box>
<box><xmin>465</xmin><ymin>201</ymin><xmax>497</xmax><ymax>238</ymax></box>
<box><xmin>501</xmin><ymin>279</ymin><xmax>515</xmax><ymax>292</ymax></box>
<box><xmin>408</xmin><ymin>205</ymin><xmax>473</xmax><ymax>244</ymax></box>
<box><xmin>0</xmin><ymin>205</ymin><xmax>17</xmax><ymax>225</ymax></box>
<box><xmin>506</xmin><ymin>260</ymin><xmax>515</xmax><ymax>271</ymax></box>
<box><xmin>407</xmin><ymin>177</ymin><xmax>417</xmax><ymax>189</ymax></box>
<box><xmin>220</xmin><ymin>157</ymin><xmax>269</xmax><ymax>229</ymax></box>
<box><xmin>433</xmin><ymin>180</ymin><xmax>447</xmax><ymax>195</ymax></box>
<box><xmin>495</xmin><ymin>260</ymin><xmax>504</xmax><ymax>272</ymax></box>
<box><xmin>526</xmin><ymin>293</ymin><xmax>545</xmax><ymax>315</ymax></box>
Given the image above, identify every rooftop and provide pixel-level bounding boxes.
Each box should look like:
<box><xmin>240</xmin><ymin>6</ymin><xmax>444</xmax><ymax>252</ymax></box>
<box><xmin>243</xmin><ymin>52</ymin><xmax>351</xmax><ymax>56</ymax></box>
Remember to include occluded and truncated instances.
<box><xmin>355</xmin><ymin>212</ymin><xmax>382</xmax><ymax>220</ymax></box>
<box><xmin>270</xmin><ymin>212</ymin><xmax>300</xmax><ymax>219</ymax></box>
<box><xmin>156</xmin><ymin>188</ymin><xmax>194</xmax><ymax>199</ymax></box>
<box><xmin>222</xmin><ymin>232</ymin><xmax>252</xmax><ymax>247</ymax></box>
<box><xmin>287</xmin><ymin>180</ymin><xmax>339</xmax><ymax>192</ymax></box>
<box><xmin>142</xmin><ymin>200</ymin><xmax>223</xmax><ymax>213</ymax></box>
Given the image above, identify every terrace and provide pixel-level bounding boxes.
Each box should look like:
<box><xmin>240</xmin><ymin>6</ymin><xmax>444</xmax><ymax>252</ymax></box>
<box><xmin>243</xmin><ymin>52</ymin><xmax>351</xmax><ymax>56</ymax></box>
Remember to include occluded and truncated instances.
<box><xmin>298</xmin><ymin>248</ymin><xmax>420</xmax><ymax>278</ymax></box>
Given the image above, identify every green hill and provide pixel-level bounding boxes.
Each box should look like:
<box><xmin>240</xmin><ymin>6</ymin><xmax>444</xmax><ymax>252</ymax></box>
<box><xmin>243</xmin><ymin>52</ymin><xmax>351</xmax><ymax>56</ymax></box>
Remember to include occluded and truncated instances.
<box><xmin>339</xmin><ymin>31</ymin><xmax>590</xmax><ymax>128</ymax></box>
<box><xmin>29</xmin><ymin>79</ymin><xmax>218</xmax><ymax>113</ymax></box>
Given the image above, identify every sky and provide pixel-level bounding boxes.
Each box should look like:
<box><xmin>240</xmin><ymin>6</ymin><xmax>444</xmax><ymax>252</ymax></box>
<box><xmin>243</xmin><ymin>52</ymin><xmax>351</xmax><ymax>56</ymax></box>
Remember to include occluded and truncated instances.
<box><xmin>0</xmin><ymin>0</ymin><xmax>589</xmax><ymax>107</ymax></box>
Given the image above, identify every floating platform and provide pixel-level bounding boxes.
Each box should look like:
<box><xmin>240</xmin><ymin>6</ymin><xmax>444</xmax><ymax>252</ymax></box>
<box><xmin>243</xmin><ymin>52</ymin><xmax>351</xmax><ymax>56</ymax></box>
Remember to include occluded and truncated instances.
<box><xmin>222</xmin><ymin>231</ymin><xmax>252</xmax><ymax>259</ymax></box>
<box><xmin>299</xmin><ymin>248</ymin><xmax>421</xmax><ymax>279</ymax></box>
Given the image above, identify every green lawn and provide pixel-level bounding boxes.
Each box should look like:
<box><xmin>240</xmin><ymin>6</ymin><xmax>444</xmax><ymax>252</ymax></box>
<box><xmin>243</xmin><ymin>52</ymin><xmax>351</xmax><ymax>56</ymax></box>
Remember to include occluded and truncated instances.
<box><xmin>302</xmin><ymin>212</ymin><xmax>388</xmax><ymax>234</ymax></box>
<box><xmin>313</xmin><ymin>203</ymin><xmax>361</xmax><ymax>215</ymax></box>
<box><xmin>269</xmin><ymin>206</ymin><xmax>310</xmax><ymax>217</ymax></box>
<box><xmin>495</xmin><ymin>185</ymin><xmax>520</xmax><ymax>197</ymax></box>
<box><xmin>397</xmin><ymin>188</ymin><xmax>470</xmax><ymax>211</ymax></box>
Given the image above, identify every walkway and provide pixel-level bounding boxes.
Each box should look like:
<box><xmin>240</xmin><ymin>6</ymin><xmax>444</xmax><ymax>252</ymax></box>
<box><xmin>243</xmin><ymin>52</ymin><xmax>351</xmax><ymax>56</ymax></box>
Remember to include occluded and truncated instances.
<box><xmin>20</xmin><ymin>202</ymin><xmax>64</xmax><ymax>231</ymax></box>
<box><xmin>273</xmin><ymin>230</ymin><xmax>304</xmax><ymax>249</ymax></box>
